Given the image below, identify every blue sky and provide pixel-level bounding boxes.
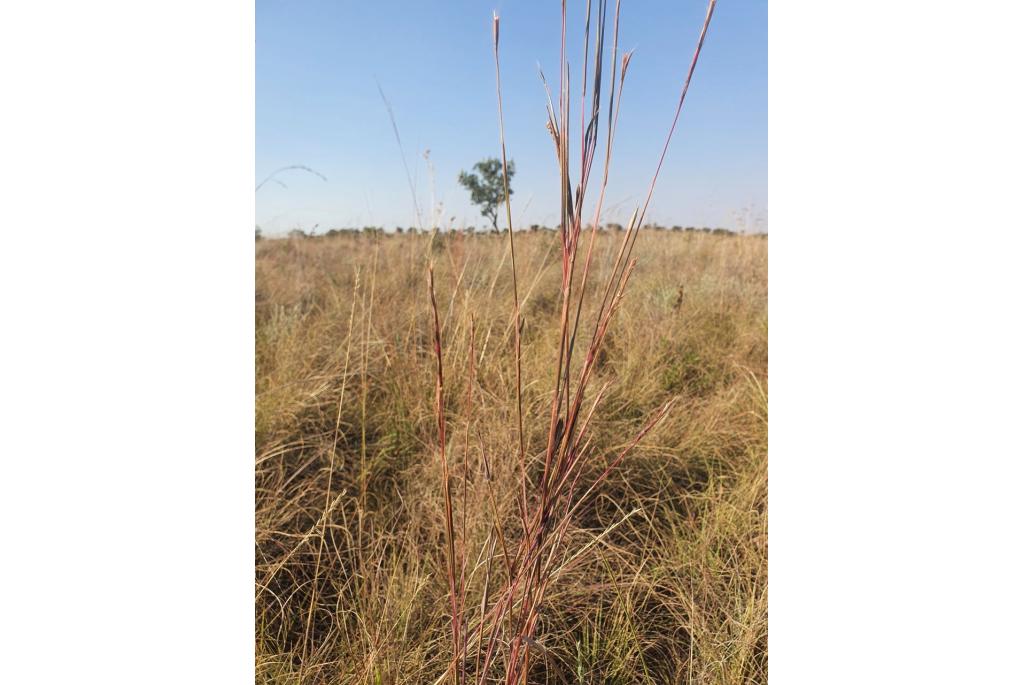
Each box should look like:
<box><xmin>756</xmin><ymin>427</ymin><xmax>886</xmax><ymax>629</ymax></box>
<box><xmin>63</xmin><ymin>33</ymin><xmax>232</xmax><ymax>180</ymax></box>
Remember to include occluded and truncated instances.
<box><xmin>256</xmin><ymin>0</ymin><xmax>766</xmax><ymax>234</ymax></box>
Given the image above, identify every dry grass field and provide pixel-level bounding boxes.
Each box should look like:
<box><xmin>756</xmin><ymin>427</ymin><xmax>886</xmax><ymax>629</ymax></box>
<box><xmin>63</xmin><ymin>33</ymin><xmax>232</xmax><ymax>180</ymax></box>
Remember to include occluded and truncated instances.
<box><xmin>256</xmin><ymin>228</ymin><xmax>767</xmax><ymax>683</ymax></box>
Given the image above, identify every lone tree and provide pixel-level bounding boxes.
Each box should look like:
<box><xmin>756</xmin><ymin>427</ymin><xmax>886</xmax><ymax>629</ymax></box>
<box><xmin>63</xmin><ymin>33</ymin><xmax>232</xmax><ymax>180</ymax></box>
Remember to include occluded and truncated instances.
<box><xmin>458</xmin><ymin>157</ymin><xmax>514</xmax><ymax>232</ymax></box>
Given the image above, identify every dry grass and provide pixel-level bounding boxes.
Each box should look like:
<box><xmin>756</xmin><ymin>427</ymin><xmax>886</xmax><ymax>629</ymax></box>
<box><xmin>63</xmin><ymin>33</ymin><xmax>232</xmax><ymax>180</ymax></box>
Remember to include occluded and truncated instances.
<box><xmin>256</xmin><ymin>228</ymin><xmax>767</xmax><ymax>683</ymax></box>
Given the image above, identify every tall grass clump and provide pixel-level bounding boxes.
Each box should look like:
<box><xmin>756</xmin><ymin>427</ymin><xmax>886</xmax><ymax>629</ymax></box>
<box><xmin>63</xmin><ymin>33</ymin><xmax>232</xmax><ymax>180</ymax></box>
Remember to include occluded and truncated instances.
<box><xmin>425</xmin><ymin>1</ymin><xmax>721</xmax><ymax>682</ymax></box>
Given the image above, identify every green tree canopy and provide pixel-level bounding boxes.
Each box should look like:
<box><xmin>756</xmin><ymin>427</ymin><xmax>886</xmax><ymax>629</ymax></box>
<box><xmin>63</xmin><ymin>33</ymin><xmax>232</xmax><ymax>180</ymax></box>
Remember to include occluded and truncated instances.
<box><xmin>458</xmin><ymin>157</ymin><xmax>514</xmax><ymax>232</ymax></box>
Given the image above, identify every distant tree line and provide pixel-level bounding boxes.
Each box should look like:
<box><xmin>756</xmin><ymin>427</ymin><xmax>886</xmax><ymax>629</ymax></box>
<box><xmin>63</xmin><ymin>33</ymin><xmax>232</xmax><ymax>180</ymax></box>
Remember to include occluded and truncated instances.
<box><xmin>257</xmin><ymin>224</ymin><xmax>763</xmax><ymax>240</ymax></box>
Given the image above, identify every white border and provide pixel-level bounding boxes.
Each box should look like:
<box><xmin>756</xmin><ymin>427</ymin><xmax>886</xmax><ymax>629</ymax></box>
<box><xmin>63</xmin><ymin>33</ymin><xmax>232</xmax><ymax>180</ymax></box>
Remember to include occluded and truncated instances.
<box><xmin>1</xmin><ymin>1</ymin><xmax>254</xmax><ymax>681</ymax></box>
<box><xmin>772</xmin><ymin>1</ymin><xmax>1024</xmax><ymax>681</ymax></box>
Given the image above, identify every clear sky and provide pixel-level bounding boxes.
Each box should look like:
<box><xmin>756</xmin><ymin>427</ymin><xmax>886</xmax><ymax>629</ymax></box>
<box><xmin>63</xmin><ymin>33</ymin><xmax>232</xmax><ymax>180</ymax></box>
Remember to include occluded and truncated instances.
<box><xmin>256</xmin><ymin>0</ymin><xmax>766</xmax><ymax>234</ymax></box>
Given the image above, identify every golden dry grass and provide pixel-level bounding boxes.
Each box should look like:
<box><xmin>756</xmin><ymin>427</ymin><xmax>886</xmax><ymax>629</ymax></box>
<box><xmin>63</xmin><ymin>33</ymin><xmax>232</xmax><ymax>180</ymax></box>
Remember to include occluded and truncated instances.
<box><xmin>256</xmin><ymin>228</ymin><xmax>766</xmax><ymax>684</ymax></box>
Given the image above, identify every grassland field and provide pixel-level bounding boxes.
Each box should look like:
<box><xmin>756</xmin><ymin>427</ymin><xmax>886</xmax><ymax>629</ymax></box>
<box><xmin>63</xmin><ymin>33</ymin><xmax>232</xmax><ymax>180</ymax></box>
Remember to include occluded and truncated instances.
<box><xmin>256</xmin><ymin>228</ymin><xmax>767</xmax><ymax>683</ymax></box>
